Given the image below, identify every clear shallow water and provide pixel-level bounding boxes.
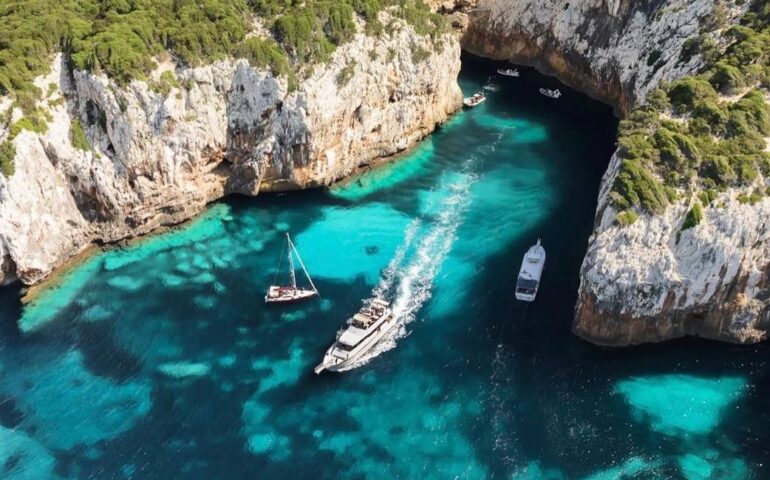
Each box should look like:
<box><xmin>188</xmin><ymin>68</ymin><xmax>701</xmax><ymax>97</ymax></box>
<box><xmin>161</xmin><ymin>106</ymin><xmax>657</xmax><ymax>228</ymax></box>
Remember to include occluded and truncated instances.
<box><xmin>1</xmin><ymin>54</ymin><xmax>770</xmax><ymax>479</ymax></box>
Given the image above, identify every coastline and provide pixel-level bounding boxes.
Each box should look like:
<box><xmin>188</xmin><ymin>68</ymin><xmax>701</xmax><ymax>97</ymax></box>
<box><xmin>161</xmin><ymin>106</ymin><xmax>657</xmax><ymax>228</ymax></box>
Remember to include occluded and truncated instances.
<box><xmin>16</xmin><ymin>128</ymin><xmax>445</xmax><ymax>303</ymax></box>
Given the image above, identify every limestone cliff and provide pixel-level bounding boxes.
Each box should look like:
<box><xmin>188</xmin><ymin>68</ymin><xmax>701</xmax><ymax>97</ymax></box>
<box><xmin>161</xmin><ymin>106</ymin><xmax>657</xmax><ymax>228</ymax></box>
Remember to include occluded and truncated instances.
<box><xmin>575</xmin><ymin>153</ymin><xmax>770</xmax><ymax>345</ymax></box>
<box><xmin>0</xmin><ymin>21</ymin><xmax>462</xmax><ymax>286</ymax></box>
<box><xmin>463</xmin><ymin>0</ymin><xmax>723</xmax><ymax>115</ymax></box>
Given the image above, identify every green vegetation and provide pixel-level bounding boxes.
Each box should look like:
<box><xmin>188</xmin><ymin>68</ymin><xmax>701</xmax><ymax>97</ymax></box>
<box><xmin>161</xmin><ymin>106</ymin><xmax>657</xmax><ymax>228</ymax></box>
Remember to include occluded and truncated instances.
<box><xmin>0</xmin><ymin>0</ymin><xmax>445</xmax><ymax>97</ymax></box>
<box><xmin>410</xmin><ymin>42</ymin><xmax>431</xmax><ymax>63</ymax></box>
<box><xmin>336</xmin><ymin>62</ymin><xmax>356</xmax><ymax>87</ymax></box>
<box><xmin>616</xmin><ymin>209</ymin><xmax>639</xmax><ymax>226</ymax></box>
<box><xmin>150</xmin><ymin>71</ymin><xmax>182</xmax><ymax>96</ymax></box>
<box><xmin>9</xmin><ymin>112</ymin><xmax>49</xmax><ymax>138</ymax></box>
<box><xmin>738</xmin><ymin>188</ymin><xmax>765</xmax><ymax>204</ymax></box>
<box><xmin>613</xmin><ymin>0</ymin><xmax>770</xmax><ymax>223</ymax></box>
<box><xmin>681</xmin><ymin>202</ymin><xmax>703</xmax><ymax>231</ymax></box>
<box><xmin>0</xmin><ymin>0</ymin><xmax>446</xmax><ymax>175</ymax></box>
<box><xmin>0</xmin><ymin>141</ymin><xmax>15</xmax><ymax>176</ymax></box>
<box><xmin>69</xmin><ymin>119</ymin><xmax>89</xmax><ymax>151</ymax></box>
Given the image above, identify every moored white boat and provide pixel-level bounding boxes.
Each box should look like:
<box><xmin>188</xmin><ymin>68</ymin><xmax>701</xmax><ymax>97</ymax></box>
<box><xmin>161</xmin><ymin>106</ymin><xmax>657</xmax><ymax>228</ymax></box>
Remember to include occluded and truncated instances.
<box><xmin>265</xmin><ymin>233</ymin><xmax>319</xmax><ymax>304</ymax></box>
<box><xmin>497</xmin><ymin>67</ymin><xmax>520</xmax><ymax>77</ymax></box>
<box><xmin>539</xmin><ymin>88</ymin><xmax>562</xmax><ymax>99</ymax></box>
<box><xmin>515</xmin><ymin>239</ymin><xmax>546</xmax><ymax>302</ymax></box>
<box><xmin>314</xmin><ymin>298</ymin><xmax>395</xmax><ymax>373</ymax></box>
<box><xmin>463</xmin><ymin>92</ymin><xmax>486</xmax><ymax>108</ymax></box>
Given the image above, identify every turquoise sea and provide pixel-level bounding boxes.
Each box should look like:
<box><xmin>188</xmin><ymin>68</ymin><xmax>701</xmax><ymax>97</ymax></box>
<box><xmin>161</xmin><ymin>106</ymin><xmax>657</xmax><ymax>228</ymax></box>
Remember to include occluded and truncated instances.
<box><xmin>1</xmin><ymin>54</ymin><xmax>769</xmax><ymax>479</ymax></box>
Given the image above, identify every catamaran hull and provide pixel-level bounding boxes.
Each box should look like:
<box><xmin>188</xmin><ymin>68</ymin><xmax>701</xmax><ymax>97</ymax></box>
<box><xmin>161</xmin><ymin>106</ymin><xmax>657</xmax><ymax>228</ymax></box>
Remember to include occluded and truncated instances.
<box><xmin>315</xmin><ymin>314</ymin><xmax>397</xmax><ymax>374</ymax></box>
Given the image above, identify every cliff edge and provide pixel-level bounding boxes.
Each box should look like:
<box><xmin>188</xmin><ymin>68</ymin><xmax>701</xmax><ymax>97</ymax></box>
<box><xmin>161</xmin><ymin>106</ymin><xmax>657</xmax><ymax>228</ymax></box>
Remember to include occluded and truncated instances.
<box><xmin>0</xmin><ymin>20</ymin><xmax>462</xmax><ymax>286</ymax></box>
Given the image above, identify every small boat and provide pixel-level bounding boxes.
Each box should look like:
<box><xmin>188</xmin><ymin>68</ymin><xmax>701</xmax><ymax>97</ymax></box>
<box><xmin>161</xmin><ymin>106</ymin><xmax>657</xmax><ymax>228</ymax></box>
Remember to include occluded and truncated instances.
<box><xmin>515</xmin><ymin>239</ymin><xmax>546</xmax><ymax>302</ymax></box>
<box><xmin>539</xmin><ymin>88</ymin><xmax>562</xmax><ymax>99</ymax></box>
<box><xmin>314</xmin><ymin>298</ymin><xmax>395</xmax><ymax>374</ymax></box>
<box><xmin>265</xmin><ymin>233</ymin><xmax>319</xmax><ymax>304</ymax></box>
<box><xmin>463</xmin><ymin>92</ymin><xmax>486</xmax><ymax>108</ymax></box>
<box><xmin>497</xmin><ymin>68</ymin><xmax>520</xmax><ymax>77</ymax></box>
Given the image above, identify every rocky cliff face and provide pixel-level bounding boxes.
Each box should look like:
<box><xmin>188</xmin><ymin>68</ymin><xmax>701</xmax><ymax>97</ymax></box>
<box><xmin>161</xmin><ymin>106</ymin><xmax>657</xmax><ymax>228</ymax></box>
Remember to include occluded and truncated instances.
<box><xmin>575</xmin><ymin>153</ymin><xmax>770</xmax><ymax>345</ymax></box>
<box><xmin>0</xmin><ymin>22</ymin><xmax>462</xmax><ymax>286</ymax></box>
<box><xmin>463</xmin><ymin>0</ymin><xmax>721</xmax><ymax>115</ymax></box>
<box><xmin>463</xmin><ymin>0</ymin><xmax>770</xmax><ymax>345</ymax></box>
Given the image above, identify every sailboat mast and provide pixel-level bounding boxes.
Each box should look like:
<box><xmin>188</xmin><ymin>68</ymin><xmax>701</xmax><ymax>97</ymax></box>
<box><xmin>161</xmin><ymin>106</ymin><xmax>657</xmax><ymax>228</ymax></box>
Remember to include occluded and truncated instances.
<box><xmin>287</xmin><ymin>234</ymin><xmax>319</xmax><ymax>295</ymax></box>
<box><xmin>286</xmin><ymin>233</ymin><xmax>296</xmax><ymax>288</ymax></box>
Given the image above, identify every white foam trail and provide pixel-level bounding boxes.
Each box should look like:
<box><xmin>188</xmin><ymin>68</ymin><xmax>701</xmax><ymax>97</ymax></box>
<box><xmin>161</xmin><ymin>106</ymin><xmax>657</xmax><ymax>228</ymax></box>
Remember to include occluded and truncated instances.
<box><xmin>338</xmin><ymin>132</ymin><xmax>505</xmax><ymax>371</ymax></box>
<box><xmin>372</xmin><ymin>218</ymin><xmax>421</xmax><ymax>299</ymax></box>
<box><xmin>339</xmin><ymin>172</ymin><xmax>477</xmax><ymax>371</ymax></box>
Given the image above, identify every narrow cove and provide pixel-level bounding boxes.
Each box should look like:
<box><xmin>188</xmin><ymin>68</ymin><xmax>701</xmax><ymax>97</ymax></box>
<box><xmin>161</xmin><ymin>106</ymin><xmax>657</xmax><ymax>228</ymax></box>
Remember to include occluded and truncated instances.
<box><xmin>1</xmin><ymin>54</ymin><xmax>769</xmax><ymax>479</ymax></box>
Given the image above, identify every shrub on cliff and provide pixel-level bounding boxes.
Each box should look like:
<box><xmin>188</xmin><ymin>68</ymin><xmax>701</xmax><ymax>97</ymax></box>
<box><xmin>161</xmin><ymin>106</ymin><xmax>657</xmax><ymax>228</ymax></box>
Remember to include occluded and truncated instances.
<box><xmin>233</xmin><ymin>37</ymin><xmax>292</xmax><ymax>79</ymax></box>
<box><xmin>668</xmin><ymin>77</ymin><xmax>718</xmax><ymax>113</ymax></box>
<box><xmin>612</xmin><ymin>159</ymin><xmax>669</xmax><ymax>213</ymax></box>
<box><xmin>0</xmin><ymin>141</ymin><xmax>15</xmax><ymax>177</ymax></box>
<box><xmin>700</xmin><ymin>155</ymin><xmax>736</xmax><ymax>186</ymax></box>
<box><xmin>336</xmin><ymin>62</ymin><xmax>356</xmax><ymax>87</ymax></box>
<box><xmin>70</xmin><ymin>119</ymin><xmax>90</xmax><ymax>151</ymax></box>
<box><xmin>613</xmin><ymin>4</ymin><xmax>770</xmax><ymax>214</ymax></box>
<box><xmin>646</xmin><ymin>89</ymin><xmax>671</xmax><ymax>112</ymax></box>
<box><xmin>730</xmin><ymin>90</ymin><xmax>770</xmax><ymax>135</ymax></box>
<box><xmin>681</xmin><ymin>201</ymin><xmax>703</xmax><ymax>231</ymax></box>
<box><xmin>0</xmin><ymin>0</ymin><xmax>445</xmax><ymax>104</ymax></box>
<box><xmin>709</xmin><ymin>62</ymin><xmax>746</xmax><ymax>94</ymax></box>
<box><xmin>615</xmin><ymin>209</ymin><xmax>639</xmax><ymax>227</ymax></box>
<box><xmin>150</xmin><ymin>71</ymin><xmax>182</xmax><ymax>97</ymax></box>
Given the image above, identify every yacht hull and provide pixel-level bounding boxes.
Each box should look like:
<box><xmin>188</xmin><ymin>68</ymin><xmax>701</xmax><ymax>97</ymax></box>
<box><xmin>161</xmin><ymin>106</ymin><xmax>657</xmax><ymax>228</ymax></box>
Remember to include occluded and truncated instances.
<box><xmin>315</xmin><ymin>312</ymin><xmax>397</xmax><ymax>373</ymax></box>
<box><xmin>264</xmin><ymin>288</ymin><xmax>318</xmax><ymax>304</ymax></box>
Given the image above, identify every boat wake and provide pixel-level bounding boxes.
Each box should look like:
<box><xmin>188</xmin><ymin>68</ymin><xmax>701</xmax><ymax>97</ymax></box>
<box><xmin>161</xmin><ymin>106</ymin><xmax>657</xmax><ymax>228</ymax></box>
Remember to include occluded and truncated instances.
<box><xmin>371</xmin><ymin>219</ymin><xmax>421</xmax><ymax>299</ymax></box>
<box><xmin>338</xmin><ymin>167</ymin><xmax>482</xmax><ymax>371</ymax></box>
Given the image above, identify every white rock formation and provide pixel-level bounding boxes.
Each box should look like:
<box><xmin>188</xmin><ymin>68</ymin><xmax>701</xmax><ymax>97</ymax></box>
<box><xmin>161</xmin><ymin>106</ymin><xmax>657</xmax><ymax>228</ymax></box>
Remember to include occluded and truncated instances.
<box><xmin>576</xmin><ymin>154</ymin><xmax>770</xmax><ymax>344</ymax></box>
<box><xmin>0</xmin><ymin>22</ymin><xmax>462</xmax><ymax>285</ymax></box>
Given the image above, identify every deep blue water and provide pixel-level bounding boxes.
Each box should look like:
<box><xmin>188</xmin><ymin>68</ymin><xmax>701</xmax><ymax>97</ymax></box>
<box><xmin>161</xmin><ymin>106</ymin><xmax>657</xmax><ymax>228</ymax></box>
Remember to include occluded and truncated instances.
<box><xmin>1</xmin><ymin>54</ymin><xmax>769</xmax><ymax>479</ymax></box>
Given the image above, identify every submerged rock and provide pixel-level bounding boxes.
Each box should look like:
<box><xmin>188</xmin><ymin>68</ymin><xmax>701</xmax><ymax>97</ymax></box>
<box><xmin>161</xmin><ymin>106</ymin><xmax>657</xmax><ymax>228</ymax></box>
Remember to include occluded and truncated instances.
<box><xmin>157</xmin><ymin>362</ymin><xmax>211</xmax><ymax>379</ymax></box>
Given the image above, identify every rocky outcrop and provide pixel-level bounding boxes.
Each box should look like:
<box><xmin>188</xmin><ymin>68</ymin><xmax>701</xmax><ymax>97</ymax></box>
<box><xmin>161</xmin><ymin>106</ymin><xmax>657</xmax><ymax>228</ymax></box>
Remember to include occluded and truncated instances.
<box><xmin>575</xmin><ymin>154</ymin><xmax>770</xmax><ymax>345</ymax></box>
<box><xmin>0</xmin><ymin>21</ymin><xmax>462</xmax><ymax>285</ymax></box>
<box><xmin>463</xmin><ymin>0</ymin><xmax>724</xmax><ymax>115</ymax></box>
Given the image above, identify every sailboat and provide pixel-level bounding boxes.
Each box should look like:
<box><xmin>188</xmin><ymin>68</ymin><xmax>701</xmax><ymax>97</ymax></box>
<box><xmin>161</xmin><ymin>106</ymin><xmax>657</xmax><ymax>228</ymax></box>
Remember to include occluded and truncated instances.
<box><xmin>265</xmin><ymin>233</ymin><xmax>319</xmax><ymax>304</ymax></box>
